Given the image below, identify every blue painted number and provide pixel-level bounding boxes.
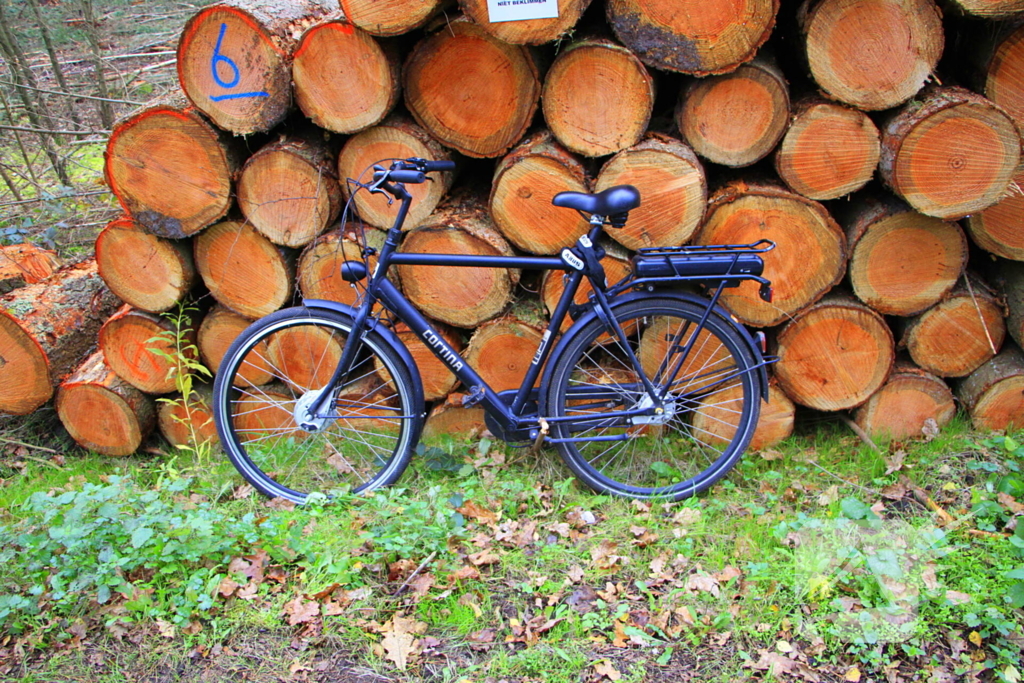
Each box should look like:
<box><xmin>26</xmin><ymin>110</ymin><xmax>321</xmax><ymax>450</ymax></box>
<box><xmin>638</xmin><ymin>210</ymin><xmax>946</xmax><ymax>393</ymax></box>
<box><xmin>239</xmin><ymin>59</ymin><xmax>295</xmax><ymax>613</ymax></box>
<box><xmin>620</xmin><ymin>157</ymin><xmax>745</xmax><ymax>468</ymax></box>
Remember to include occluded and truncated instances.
<box><xmin>209</xmin><ymin>23</ymin><xmax>269</xmax><ymax>102</ymax></box>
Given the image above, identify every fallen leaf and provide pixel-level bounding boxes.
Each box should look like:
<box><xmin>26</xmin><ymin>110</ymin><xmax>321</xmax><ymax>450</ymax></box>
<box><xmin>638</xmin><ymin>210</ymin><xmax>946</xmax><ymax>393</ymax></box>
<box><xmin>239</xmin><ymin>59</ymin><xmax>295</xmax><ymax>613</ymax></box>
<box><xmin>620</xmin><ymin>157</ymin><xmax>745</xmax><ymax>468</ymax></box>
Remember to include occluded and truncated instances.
<box><xmin>457</xmin><ymin>500</ymin><xmax>500</xmax><ymax>525</ymax></box>
<box><xmin>969</xmin><ymin>630</ymin><xmax>983</xmax><ymax>647</ymax></box>
<box><xmin>686</xmin><ymin>573</ymin><xmax>719</xmax><ymax>597</ymax></box>
<box><xmin>777</xmin><ymin>640</ymin><xmax>793</xmax><ymax>653</ymax></box>
<box><xmin>921</xmin><ymin>418</ymin><xmax>939</xmax><ymax>441</ymax></box>
<box><xmin>594</xmin><ymin>659</ymin><xmax>622</xmax><ymax>681</ymax></box>
<box><xmin>760</xmin><ymin>449</ymin><xmax>784</xmax><ymax>461</ymax></box>
<box><xmin>266</xmin><ymin>497</ymin><xmax>296</xmax><ymax>511</ymax></box>
<box><xmin>998</xmin><ymin>492</ymin><xmax>1024</xmax><ymax>514</ymax></box>
<box><xmin>468</xmin><ymin>549</ymin><xmax>500</xmax><ymax>567</ymax></box>
<box><xmin>591</xmin><ymin>540</ymin><xmax>628</xmax><ymax>570</ymax></box>
<box><xmin>449</xmin><ymin>565</ymin><xmax>481</xmax><ymax>583</ymax></box>
<box><xmin>845</xmin><ymin>666</ymin><xmax>862</xmax><ymax>682</ymax></box>
<box><xmin>885</xmin><ymin>450</ymin><xmax>907</xmax><ymax>475</ymax></box>
<box><xmin>818</xmin><ymin>485</ymin><xmax>840</xmax><ymax>506</ymax></box>
<box><xmin>156</xmin><ymin>620</ymin><xmax>175</xmax><ymax>638</ymax></box>
<box><xmin>567</xmin><ymin>564</ymin><xmax>585</xmax><ymax>584</ymax></box>
<box><xmin>946</xmin><ymin>590</ymin><xmax>972</xmax><ymax>605</ymax></box>
<box><xmin>283</xmin><ymin>597</ymin><xmax>320</xmax><ymax>625</ymax></box>
<box><xmin>218</xmin><ymin>577</ymin><xmax>240</xmax><ymax>598</ymax></box>
<box><xmin>467</xmin><ymin>628</ymin><xmax>495</xmax><ymax>643</ymax></box>
<box><xmin>409</xmin><ymin>573</ymin><xmax>434</xmax><ymax>598</ymax></box>
<box><xmin>232</xmin><ymin>483</ymin><xmax>254</xmax><ymax>499</ymax></box>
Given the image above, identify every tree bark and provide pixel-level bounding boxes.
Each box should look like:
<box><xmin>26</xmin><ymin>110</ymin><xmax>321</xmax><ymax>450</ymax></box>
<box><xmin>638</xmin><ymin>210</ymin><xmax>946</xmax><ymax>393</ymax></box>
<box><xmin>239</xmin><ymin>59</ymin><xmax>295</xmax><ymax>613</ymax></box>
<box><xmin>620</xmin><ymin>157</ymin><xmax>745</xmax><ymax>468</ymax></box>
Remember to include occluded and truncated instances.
<box><xmin>842</xmin><ymin>195</ymin><xmax>967</xmax><ymax>316</ymax></box>
<box><xmin>879</xmin><ymin>86</ymin><xmax>1021</xmax><ymax>220</ymax></box>
<box><xmin>177</xmin><ymin>0</ymin><xmax>335</xmax><ymax>134</ymax></box>
<box><xmin>55</xmin><ymin>351</ymin><xmax>156</xmax><ymax>456</ymax></box>
<box><xmin>897</xmin><ymin>274</ymin><xmax>1006</xmax><ymax>378</ymax></box>
<box><xmin>774</xmin><ymin>97</ymin><xmax>879</xmax><ymax>200</ymax></box>
<box><xmin>237</xmin><ymin>135</ymin><xmax>342</xmax><ymax>248</ymax></box>
<box><xmin>800</xmin><ymin>0</ymin><xmax>943</xmax><ymax>111</ymax></box>
<box><xmin>403</xmin><ymin>16</ymin><xmax>541</xmax><ymax>158</ymax></box>
<box><xmin>293</xmin><ymin>17</ymin><xmax>401</xmax><ymax>134</ymax></box>
<box><xmin>773</xmin><ymin>292</ymin><xmax>895</xmax><ymax>411</ymax></box>
<box><xmin>95</xmin><ymin>217</ymin><xmax>197</xmax><ymax>313</ymax></box>
<box><xmin>957</xmin><ymin>344</ymin><xmax>1024</xmax><ymax>432</ymax></box>
<box><xmin>676</xmin><ymin>57</ymin><xmax>790</xmax><ymax>168</ymax></box>
<box><xmin>397</xmin><ymin>192</ymin><xmax>519</xmax><ymax>328</ymax></box>
<box><xmin>104</xmin><ymin>104</ymin><xmax>239</xmax><ymax>239</ymax></box>
<box><xmin>986</xmin><ymin>258</ymin><xmax>1024</xmax><ymax>351</ymax></box>
<box><xmin>949</xmin><ymin>0</ymin><xmax>1024</xmax><ymax>17</ymax></box>
<box><xmin>853</xmin><ymin>359</ymin><xmax>955</xmax><ymax>441</ymax></box>
<box><xmin>542</xmin><ymin>37</ymin><xmax>655</xmax><ymax>158</ymax></box>
<box><xmin>980</xmin><ymin>22</ymin><xmax>1024</xmax><ymax>134</ymax></box>
<box><xmin>339</xmin><ymin>0</ymin><xmax>445</xmax><ymax>36</ymax></box>
<box><xmin>695</xmin><ymin>180</ymin><xmax>846</xmax><ymax>327</ymax></box>
<box><xmin>98</xmin><ymin>304</ymin><xmax>200</xmax><ymax>395</ymax></box>
<box><xmin>594</xmin><ymin>132</ymin><xmax>707</xmax><ymax>251</ymax></box>
<box><xmin>607</xmin><ymin>0</ymin><xmax>779</xmax><ymax>76</ymax></box>
<box><xmin>459</xmin><ymin>0</ymin><xmax>592</xmax><ymax>44</ymax></box>
<box><xmin>490</xmin><ymin>131</ymin><xmax>590</xmax><ymax>255</ymax></box>
<box><xmin>337</xmin><ymin>115</ymin><xmax>455</xmax><ymax>231</ymax></box>
<box><xmin>0</xmin><ymin>259</ymin><xmax>121</xmax><ymax>416</ymax></box>
<box><xmin>194</xmin><ymin>220</ymin><xmax>296</xmax><ymax>319</ymax></box>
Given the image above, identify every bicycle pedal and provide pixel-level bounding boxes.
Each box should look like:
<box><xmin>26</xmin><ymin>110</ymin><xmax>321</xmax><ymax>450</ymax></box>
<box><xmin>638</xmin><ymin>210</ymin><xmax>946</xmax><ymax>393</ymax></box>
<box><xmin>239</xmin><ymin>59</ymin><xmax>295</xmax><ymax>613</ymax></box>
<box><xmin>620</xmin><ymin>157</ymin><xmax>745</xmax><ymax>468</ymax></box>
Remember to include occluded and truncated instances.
<box><xmin>462</xmin><ymin>385</ymin><xmax>486</xmax><ymax>407</ymax></box>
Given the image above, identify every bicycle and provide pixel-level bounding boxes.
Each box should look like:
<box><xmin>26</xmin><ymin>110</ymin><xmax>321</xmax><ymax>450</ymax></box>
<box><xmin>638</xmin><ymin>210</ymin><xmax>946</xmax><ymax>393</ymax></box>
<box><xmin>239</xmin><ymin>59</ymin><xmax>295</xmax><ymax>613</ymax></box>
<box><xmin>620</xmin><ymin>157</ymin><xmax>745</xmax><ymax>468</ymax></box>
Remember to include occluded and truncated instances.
<box><xmin>211</xmin><ymin>157</ymin><xmax>777</xmax><ymax>504</ymax></box>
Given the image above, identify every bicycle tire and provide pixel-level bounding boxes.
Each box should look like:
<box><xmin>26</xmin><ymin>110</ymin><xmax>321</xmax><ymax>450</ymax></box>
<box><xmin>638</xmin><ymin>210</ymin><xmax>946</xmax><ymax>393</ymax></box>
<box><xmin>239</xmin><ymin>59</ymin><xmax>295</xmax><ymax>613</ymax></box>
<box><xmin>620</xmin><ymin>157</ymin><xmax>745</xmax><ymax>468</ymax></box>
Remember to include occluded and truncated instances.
<box><xmin>541</xmin><ymin>296</ymin><xmax>762</xmax><ymax>501</ymax></box>
<box><xmin>212</xmin><ymin>307</ymin><xmax>422</xmax><ymax>503</ymax></box>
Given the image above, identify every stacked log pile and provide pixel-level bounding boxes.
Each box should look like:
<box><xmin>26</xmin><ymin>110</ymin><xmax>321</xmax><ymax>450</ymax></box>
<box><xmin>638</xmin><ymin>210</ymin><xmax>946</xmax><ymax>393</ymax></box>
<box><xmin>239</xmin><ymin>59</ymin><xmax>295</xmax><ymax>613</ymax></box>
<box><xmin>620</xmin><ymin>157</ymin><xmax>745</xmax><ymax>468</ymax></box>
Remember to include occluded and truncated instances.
<box><xmin>8</xmin><ymin>0</ymin><xmax>1024</xmax><ymax>456</ymax></box>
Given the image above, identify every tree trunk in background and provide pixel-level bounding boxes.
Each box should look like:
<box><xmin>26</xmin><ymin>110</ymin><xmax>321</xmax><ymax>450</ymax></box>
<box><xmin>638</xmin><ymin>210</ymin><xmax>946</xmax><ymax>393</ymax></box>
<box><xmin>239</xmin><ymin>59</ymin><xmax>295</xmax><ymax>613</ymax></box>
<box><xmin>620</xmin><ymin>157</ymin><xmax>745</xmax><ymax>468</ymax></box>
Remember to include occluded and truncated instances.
<box><xmin>774</xmin><ymin>97</ymin><xmax>879</xmax><ymax>200</ymax></box>
<box><xmin>105</xmin><ymin>105</ymin><xmax>238</xmax><ymax>239</ymax></box>
<box><xmin>292</xmin><ymin>18</ymin><xmax>401</xmax><ymax>134</ymax></box>
<box><xmin>80</xmin><ymin>0</ymin><xmax>114</xmax><ymax>129</ymax></box>
<box><xmin>0</xmin><ymin>244</ymin><xmax>61</xmax><ymax>294</ymax></box>
<box><xmin>0</xmin><ymin>259</ymin><xmax>121</xmax><ymax>416</ymax></box>
<box><xmin>27</xmin><ymin>0</ymin><xmax>83</xmax><ymax>131</ymax></box>
<box><xmin>695</xmin><ymin>181</ymin><xmax>846</xmax><ymax>327</ymax></box>
<box><xmin>880</xmin><ymin>86</ymin><xmax>1020</xmax><ymax>220</ymax></box>
<box><xmin>853</xmin><ymin>360</ymin><xmax>956</xmax><ymax>441</ymax></box>
<box><xmin>459</xmin><ymin>0</ymin><xmax>593</xmax><ymax>44</ymax></box>
<box><xmin>676</xmin><ymin>57</ymin><xmax>790</xmax><ymax>168</ymax></box>
<box><xmin>177</xmin><ymin>0</ymin><xmax>335</xmax><ymax>134</ymax></box>
<box><xmin>773</xmin><ymin>293</ymin><xmax>894</xmax><ymax>411</ymax></box>
<box><xmin>800</xmin><ymin>0</ymin><xmax>943</xmax><ymax>111</ymax></box>
<box><xmin>403</xmin><ymin>17</ymin><xmax>541</xmax><ymax>158</ymax></box>
<box><xmin>397</xmin><ymin>194</ymin><xmax>519</xmax><ymax>328</ymax></box>
<box><xmin>56</xmin><ymin>351</ymin><xmax>156</xmax><ymax>456</ymax></box>
<box><xmin>95</xmin><ymin>218</ymin><xmax>196</xmax><ymax>313</ymax></box>
<box><xmin>194</xmin><ymin>220</ymin><xmax>296</xmax><ymax>319</ymax></box>
<box><xmin>542</xmin><ymin>37</ymin><xmax>655</xmax><ymax>158</ymax></box>
<box><xmin>464</xmin><ymin>307</ymin><xmax>546</xmax><ymax>394</ymax></box>
<box><xmin>897</xmin><ymin>274</ymin><xmax>1006</xmax><ymax>378</ymax></box>
<box><xmin>607</xmin><ymin>0</ymin><xmax>778</xmax><ymax>75</ymax></box>
<box><xmin>237</xmin><ymin>135</ymin><xmax>341</xmax><ymax>248</ymax></box>
<box><xmin>958</xmin><ymin>345</ymin><xmax>1024</xmax><ymax>432</ymax></box>
<box><xmin>98</xmin><ymin>304</ymin><xmax>199</xmax><ymax>395</ymax></box>
<box><xmin>490</xmin><ymin>131</ymin><xmax>590</xmax><ymax>255</ymax></box>
<box><xmin>337</xmin><ymin>116</ymin><xmax>455</xmax><ymax>231</ymax></box>
<box><xmin>594</xmin><ymin>133</ymin><xmax>707</xmax><ymax>250</ymax></box>
<box><xmin>197</xmin><ymin>304</ymin><xmax>274</xmax><ymax>386</ymax></box>
<box><xmin>339</xmin><ymin>0</ymin><xmax>445</xmax><ymax>36</ymax></box>
<box><xmin>842</xmin><ymin>196</ymin><xmax>967</xmax><ymax>316</ymax></box>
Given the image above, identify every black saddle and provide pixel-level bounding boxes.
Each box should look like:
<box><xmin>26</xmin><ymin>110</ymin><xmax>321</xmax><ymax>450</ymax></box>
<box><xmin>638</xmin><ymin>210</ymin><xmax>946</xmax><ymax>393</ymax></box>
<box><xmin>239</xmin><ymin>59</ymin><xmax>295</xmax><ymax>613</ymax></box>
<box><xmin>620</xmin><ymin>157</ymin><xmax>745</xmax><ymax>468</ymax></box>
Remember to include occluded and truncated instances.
<box><xmin>552</xmin><ymin>185</ymin><xmax>641</xmax><ymax>216</ymax></box>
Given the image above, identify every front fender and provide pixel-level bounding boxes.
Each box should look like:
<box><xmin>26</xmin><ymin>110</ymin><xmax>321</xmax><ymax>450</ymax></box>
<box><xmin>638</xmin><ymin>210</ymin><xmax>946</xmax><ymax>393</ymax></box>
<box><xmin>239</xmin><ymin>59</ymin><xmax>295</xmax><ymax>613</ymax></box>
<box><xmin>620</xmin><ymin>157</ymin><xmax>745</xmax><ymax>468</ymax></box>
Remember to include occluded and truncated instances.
<box><xmin>543</xmin><ymin>291</ymin><xmax>770</xmax><ymax>401</ymax></box>
<box><xmin>302</xmin><ymin>299</ymin><xmax>425</xmax><ymax>408</ymax></box>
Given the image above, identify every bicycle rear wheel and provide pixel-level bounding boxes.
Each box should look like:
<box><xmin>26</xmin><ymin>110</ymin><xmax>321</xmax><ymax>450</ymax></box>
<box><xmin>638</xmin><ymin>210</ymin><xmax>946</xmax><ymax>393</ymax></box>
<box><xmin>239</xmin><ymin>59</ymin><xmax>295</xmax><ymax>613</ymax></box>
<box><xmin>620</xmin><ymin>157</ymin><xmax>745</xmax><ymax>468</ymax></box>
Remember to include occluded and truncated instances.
<box><xmin>212</xmin><ymin>307</ymin><xmax>422</xmax><ymax>503</ymax></box>
<box><xmin>542</xmin><ymin>297</ymin><xmax>762</xmax><ymax>501</ymax></box>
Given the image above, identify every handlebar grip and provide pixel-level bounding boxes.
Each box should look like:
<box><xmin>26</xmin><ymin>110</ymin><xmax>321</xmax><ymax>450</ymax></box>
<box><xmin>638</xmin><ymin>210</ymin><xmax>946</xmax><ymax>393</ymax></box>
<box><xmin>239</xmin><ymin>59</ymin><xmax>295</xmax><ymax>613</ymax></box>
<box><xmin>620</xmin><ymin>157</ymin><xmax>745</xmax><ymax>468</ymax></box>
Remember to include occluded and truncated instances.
<box><xmin>423</xmin><ymin>160</ymin><xmax>456</xmax><ymax>172</ymax></box>
<box><xmin>389</xmin><ymin>170</ymin><xmax>426</xmax><ymax>184</ymax></box>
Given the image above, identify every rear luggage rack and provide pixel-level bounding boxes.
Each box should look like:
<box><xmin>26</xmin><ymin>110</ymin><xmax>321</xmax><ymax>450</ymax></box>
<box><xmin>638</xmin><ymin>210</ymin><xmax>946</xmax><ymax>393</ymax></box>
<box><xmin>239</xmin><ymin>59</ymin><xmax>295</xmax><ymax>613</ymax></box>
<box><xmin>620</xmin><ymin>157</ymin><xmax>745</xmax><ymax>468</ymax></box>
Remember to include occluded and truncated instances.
<box><xmin>615</xmin><ymin>239</ymin><xmax>776</xmax><ymax>302</ymax></box>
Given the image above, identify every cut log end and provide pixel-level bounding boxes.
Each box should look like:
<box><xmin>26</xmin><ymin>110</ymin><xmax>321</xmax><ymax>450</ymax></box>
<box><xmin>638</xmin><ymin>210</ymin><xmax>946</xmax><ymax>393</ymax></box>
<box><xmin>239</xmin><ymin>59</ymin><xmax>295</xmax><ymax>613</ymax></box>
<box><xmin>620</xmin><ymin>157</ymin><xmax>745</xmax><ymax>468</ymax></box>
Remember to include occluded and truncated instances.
<box><xmin>340</xmin><ymin>0</ymin><xmax>444</xmax><ymax>36</ymax></box>
<box><xmin>775</xmin><ymin>100</ymin><xmax>880</xmax><ymax>200</ymax></box>
<box><xmin>958</xmin><ymin>345</ymin><xmax>1024</xmax><ymax>432</ymax></box>
<box><xmin>105</xmin><ymin>106</ymin><xmax>232</xmax><ymax>239</ymax></box>
<box><xmin>966</xmin><ymin>169</ymin><xmax>1024</xmax><ymax>261</ymax></box>
<box><xmin>459</xmin><ymin>0</ymin><xmax>593</xmax><ymax>44</ymax></box>
<box><xmin>804</xmin><ymin>0</ymin><xmax>943</xmax><ymax>111</ymax></box>
<box><xmin>854</xmin><ymin>364</ymin><xmax>956</xmax><ymax>441</ymax></box>
<box><xmin>99</xmin><ymin>305</ymin><xmax>196</xmax><ymax>395</ymax></box>
<box><xmin>95</xmin><ymin>218</ymin><xmax>196</xmax><ymax>313</ymax></box>
<box><xmin>677</xmin><ymin>60</ymin><xmax>790</xmax><ymax>168</ymax></box>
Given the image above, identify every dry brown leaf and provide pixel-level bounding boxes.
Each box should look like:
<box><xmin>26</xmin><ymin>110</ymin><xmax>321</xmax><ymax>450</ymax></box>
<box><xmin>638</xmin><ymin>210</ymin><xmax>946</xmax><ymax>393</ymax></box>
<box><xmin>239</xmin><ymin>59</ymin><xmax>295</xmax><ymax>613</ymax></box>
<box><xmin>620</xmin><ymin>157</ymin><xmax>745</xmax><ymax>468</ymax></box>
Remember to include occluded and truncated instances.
<box><xmin>156</xmin><ymin>620</ymin><xmax>175</xmax><ymax>638</ymax></box>
<box><xmin>946</xmin><ymin>590</ymin><xmax>972</xmax><ymax>605</ymax></box>
<box><xmin>686</xmin><ymin>573</ymin><xmax>720</xmax><ymax>597</ymax></box>
<box><xmin>232</xmin><ymin>483</ymin><xmax>254</xmax><ymax>499</ymax></box>
<box><xmin>594</xmin><ymin>659</ymin><xmax>622</xmax><ymax>680</ymax></box>
<box><xmin>467</xmin><ymin>628</ymin><xmax>495</xmax><ymax>643</ymax></box>
<box><xmin>218</xmin><ymin>577</ymin><xmax>240</xmax><ymax>598</ymax></box>
<box><xmin>612</xmin><ymin>620</ymin><xmax>629</xmax><ymax>648</ymax></box>
<box><xmin>388</xmin><ymin>559</ymin><xmax>417</xmax><ymax>582</ymax></box>
<box><xmin>591</xmin><ymin>540</ymin><xmax>628</xmax><ymax>570</ymax></box>
<box><xmin>998</xmin><ymin>492</ymin><xmax>1024</xmax><ymax>514</ymax></box>
<box><xmin>714</xmin><ymin>566</ymin><xmax>742</xmax><ymax>584</ymax></box>
<box><xmin>881</xmin><ymin>480</ymin><xmax>907</xmax><ymax>500</ymax></box>
<box><xmin>449</xmin><ymin>565</ymin><xmax>481</xmax><ymax>583</ymax></box>
<box><xmin>457</xmin><ymin>500</ymin><xmax>500</xmax><ymax>525</ymax></box>
<box><xmin>921</xmin><ymin>418</ymin><xmax>939</xmax><ymax>441</ymax></box>
<box><xmin>567</xmin><ymin>564</ymin><xmax>585</xmax><ymax>584</ymax></box>
<box><xmin>380</xmin><ymin>631</ymin><xmax>417</xmax><ymax>670</ymax></box>
<box><xmin>760</xmin><ymin>449</ymin><xmax>784</xmax><ymax>461</ymax></box>
<box><xmin>818</xmin><ymin>485</ymin><xmax>840</xmax><ymax>506</ymax></box>
<box><xmin>283</xmin><ymin>597</ymin><xmax>320</xmax><ymax>625</ymax></box>
<box><xmin>266</xmin><ymin>497</ymin><xmax>296</xmax><ymax>511</ymax></box>
<box><xmin>409</xmin><ymin>573</ymin><xmax>435</xmax><ymax>598</ymax></box>
<box><xmin>468</xmin><ymin>549</ymin><xmax>500</xmax><ymax>567</ymax></box>
<box><xmin>885</xmin><ymin>450</ymin><xmax>907</xmax><ymax>475</ymax></box>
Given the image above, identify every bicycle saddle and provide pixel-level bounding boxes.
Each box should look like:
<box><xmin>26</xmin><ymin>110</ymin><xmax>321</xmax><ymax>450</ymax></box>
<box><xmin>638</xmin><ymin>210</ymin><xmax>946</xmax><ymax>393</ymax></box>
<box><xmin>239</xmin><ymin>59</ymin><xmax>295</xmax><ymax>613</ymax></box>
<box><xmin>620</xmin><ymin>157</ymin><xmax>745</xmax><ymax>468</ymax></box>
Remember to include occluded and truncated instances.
<box><xmin>552</xmin><ymin>185</ymin><xmax>641</xmax><ymax>215</ymax></box>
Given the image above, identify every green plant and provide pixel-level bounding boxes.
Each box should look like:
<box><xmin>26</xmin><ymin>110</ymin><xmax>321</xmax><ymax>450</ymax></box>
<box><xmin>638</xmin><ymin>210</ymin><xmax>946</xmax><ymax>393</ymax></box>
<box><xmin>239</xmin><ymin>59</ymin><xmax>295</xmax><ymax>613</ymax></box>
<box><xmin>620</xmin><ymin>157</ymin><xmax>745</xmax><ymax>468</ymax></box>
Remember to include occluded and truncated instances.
<box><xmin>148</xmin><ymin>302</ymin><xmax>215</xmax><ymax>468</ymax></box>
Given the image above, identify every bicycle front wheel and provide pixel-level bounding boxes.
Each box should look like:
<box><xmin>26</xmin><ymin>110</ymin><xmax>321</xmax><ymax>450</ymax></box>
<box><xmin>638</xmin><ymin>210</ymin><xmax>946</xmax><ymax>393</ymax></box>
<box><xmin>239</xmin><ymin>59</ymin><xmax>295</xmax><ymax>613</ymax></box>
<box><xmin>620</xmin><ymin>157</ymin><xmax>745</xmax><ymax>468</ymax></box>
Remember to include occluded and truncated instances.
<box><xmin>542</xmin><ymin>297</ymin><xmax>762</xmax><ymax>501</ymax></box>
<box><xmin>212</xmin><ymin>307</ymin><xmax>422</xmax><ymax>503</ymax></box>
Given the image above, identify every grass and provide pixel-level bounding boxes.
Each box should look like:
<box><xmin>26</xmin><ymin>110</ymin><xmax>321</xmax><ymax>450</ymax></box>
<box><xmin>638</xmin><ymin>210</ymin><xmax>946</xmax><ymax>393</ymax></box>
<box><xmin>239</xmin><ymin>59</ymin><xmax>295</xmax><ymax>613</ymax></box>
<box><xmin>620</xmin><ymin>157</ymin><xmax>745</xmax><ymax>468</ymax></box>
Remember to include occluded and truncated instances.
<box><xmin>1</xmin><ymin>410</ymin><xmax>1023</xmax><ymax>682</ymax></box>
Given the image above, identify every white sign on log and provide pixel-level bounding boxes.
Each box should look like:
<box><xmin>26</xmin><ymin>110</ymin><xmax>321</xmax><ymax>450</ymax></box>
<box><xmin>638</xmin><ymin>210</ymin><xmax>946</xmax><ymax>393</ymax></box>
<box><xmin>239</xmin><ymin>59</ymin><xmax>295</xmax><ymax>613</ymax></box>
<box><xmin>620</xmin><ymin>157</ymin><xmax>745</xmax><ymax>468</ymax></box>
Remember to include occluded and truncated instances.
<box><xmin>487</xmin><ymin>0</ymin><xmax>559</xmax><ymax>22</ymax></box>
